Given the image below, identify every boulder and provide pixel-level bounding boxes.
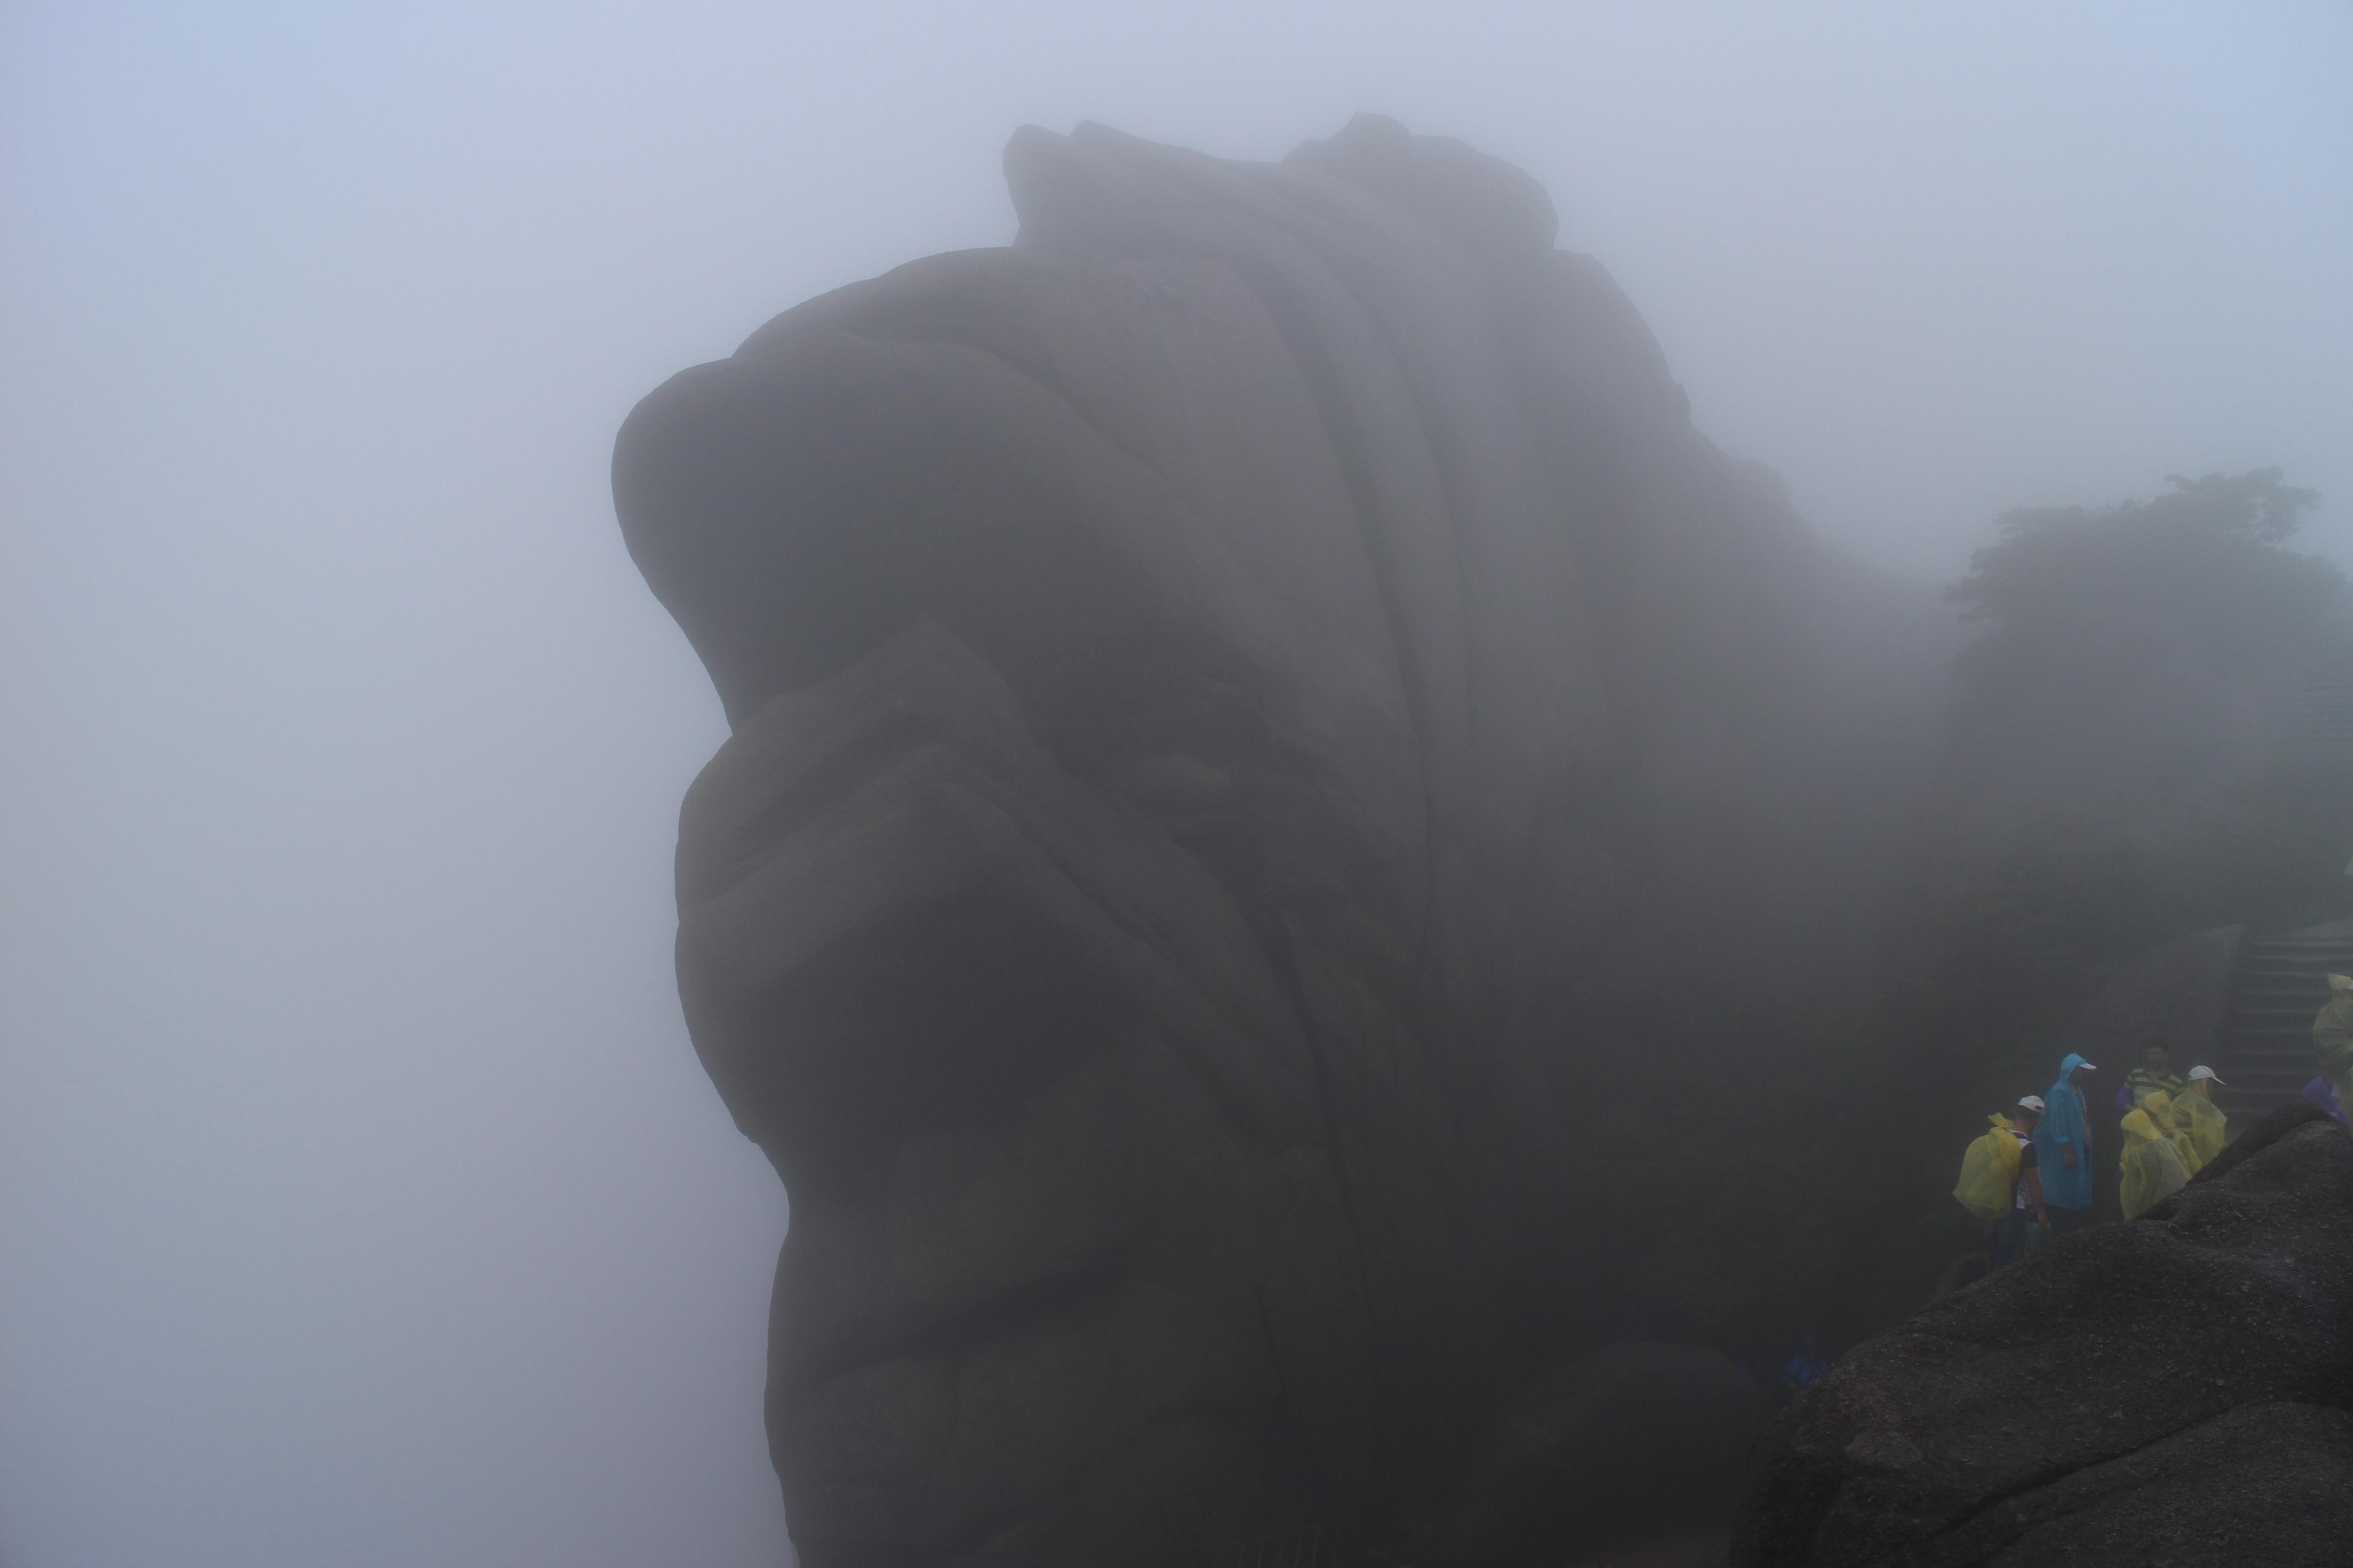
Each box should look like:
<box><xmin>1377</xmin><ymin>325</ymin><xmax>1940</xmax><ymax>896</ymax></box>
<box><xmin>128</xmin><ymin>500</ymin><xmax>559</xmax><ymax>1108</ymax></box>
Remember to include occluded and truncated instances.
<box><xmin>615</xmin><ymin>118</ymin><xmax>1942</xmax><ymax>1566</ymax></box>
<box><xmin>1732</xmin><ymin>1102</ymin><xmax>2353</xmax><ymax>1566</ymax></box>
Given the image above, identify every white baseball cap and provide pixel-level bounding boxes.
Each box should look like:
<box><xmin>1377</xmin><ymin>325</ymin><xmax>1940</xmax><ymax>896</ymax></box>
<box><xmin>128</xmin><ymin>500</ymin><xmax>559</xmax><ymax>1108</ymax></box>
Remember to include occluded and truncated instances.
<box><xmin>2187</xmin><ymin>1066</ymin><xmax>2224</xmax><ymax>1085</ymax></box>
<box><xmin>2017</xmin><ymin>1095</ymin><xmax>2046</xmax><ymax>1112</ymax></box>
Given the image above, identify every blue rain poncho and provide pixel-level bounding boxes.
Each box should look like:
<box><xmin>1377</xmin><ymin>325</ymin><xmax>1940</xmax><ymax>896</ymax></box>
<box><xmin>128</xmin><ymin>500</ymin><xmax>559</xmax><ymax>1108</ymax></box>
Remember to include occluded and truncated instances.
<box><xmin>2033</xmin><ymin>1052</ymin><xmax>2096</xmax><ymax>1211</ymax></box>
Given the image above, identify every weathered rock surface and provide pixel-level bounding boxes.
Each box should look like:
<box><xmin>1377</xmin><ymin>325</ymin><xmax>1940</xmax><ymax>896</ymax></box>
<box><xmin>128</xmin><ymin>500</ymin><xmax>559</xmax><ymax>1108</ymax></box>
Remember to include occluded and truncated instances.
<box><xmin>1443</xmin><ymin>1343</ymin><xmax>1768</xmax><ymax>1566</ymax></box>
<box><xmin>1732</xmin><ymin>1102</ymin><xmax>2353</xmax><ymax>1566</ymax></box>
<box><xmin>616</xmin><ymin>116</ymin><xmax>1942</xmax><ymax>1566</ymax></box>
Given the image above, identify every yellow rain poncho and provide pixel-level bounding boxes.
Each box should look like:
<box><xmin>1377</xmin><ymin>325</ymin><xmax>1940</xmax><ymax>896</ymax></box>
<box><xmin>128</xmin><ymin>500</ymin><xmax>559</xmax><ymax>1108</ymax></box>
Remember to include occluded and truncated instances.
<box><xmin>2119</xmin><ymin>1107</ymin><xmax>2192</xmax><ymax>1220</ymax></box>
<box><xmin>2152</xmin><ymin>1086</ymin><xmax>2227</xmax><ymax>1171</ymax></box>
<box><xmin>2138</xmin><ymin>1091</ymin><xmax>2199</xmax><ymax>1174</ymax></box>
<box><xmin>1954</xmin><ymin>1114</ymin><xmax>2024</xmax><ymax>1221</ymax></box>
<box><xmin>2316</xmin><ymin>975</ymin><xmax>2353</xmax><ymax>1103</ymax></box>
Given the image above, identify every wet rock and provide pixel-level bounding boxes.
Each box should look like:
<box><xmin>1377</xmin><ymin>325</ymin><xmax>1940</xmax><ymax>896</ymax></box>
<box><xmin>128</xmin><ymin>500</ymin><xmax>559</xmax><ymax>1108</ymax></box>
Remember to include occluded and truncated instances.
<box><xmin>616</xmin><ymin>119</ymin><xmax>1943</xmax><ymax>1566</ymax></box>
<box><xmin>1732</xmin><ymin>1103</ymin><xmax>2353</xmax><ymax>1566</ymax></box>
<box><xmin>1443</xmin><ymin>1344</ymin><xmax>1767</xmax><ymax>1566</ymax></box>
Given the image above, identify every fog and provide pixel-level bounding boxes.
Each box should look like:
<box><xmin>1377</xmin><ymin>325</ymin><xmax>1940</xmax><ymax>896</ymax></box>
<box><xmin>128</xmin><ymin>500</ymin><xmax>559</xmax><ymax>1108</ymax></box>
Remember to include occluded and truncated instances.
<box><xmin>3</xmin><ymin>4</ymin><xmax>2348</xmax><ymax>1565</ymax></box>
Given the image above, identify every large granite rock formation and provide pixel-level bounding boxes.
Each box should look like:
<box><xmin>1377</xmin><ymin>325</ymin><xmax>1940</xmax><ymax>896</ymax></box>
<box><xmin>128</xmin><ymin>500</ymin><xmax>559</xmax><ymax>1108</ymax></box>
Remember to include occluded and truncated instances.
<box><xmin>1732</xmin><ymin>1102</ymin><xmax>2353</xmax><ymax>1566</ymax></box>
<box><xmin>615</xmin><ymin>116</ymin><xmax>1941</xmax><ymax>1566</ymax></box>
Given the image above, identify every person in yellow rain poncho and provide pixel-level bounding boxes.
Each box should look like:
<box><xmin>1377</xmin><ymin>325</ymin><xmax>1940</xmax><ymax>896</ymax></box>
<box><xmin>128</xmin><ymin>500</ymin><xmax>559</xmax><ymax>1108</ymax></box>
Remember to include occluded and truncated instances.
<box><xmin>2119</xmin><ymin>1103</ymin><xmax>2193</xmax><ymax>1220</ymax></box>
<box><xmin>1956</xmin><ymin>1097</ymin><xmax>2047</xmax><ymax>1270</ymax></box>
<box><xmin>2316</xmin><ymin>974</ymin><xmax>2353</xmax><ymax>1108</ymax></box>
<box><xmin>2158</xmin><ymin>1065</ymin><xmax>2228</xmax><ymax>1171</ymax></box>
<box><xmin>2136</xmin><ymin>1090</ymin><xmax>2198</xmax><ymax>1175</ymax></box>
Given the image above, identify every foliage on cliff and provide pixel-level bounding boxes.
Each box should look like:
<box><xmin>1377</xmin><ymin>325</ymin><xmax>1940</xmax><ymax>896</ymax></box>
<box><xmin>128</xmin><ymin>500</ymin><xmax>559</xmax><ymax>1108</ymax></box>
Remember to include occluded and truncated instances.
<box><xmin>1949</xmin><ymin>466</ymin><xmax>2345</xmax><ymax>698</ymax></box>
<box><xmin>1580</xmin><ymin>471</ymin><xmax>2352</xmax><ymax>1373</ymax></box>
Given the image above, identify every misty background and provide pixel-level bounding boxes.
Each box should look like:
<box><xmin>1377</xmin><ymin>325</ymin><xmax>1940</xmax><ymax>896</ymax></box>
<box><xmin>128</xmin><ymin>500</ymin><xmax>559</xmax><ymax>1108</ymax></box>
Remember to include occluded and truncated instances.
<box><xmin>4</xmin><ymin>4</ymin><xmax>2347</xmax><ymax>1565</ymax></box>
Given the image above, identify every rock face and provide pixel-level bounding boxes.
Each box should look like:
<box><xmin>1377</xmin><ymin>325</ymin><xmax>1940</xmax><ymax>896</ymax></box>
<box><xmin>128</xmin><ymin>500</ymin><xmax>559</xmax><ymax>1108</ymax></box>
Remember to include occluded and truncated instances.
<box><xmin>1732</xmin><ymin>1103</ymin><xmax>2353</xmax><ymax>1567</ymax></box>
<box><xmin>2065</xmin><ymin>925</ymin><xmax>2243</xmax><ymax>1075</ymax></box>
<box><xmin>615</xmin><ymin>116</ymin><xmax>1939</xmax><ymax>1566</ymax></box>
<box><xmin>1443</xmin><ymin>1344</ymin><xmax>1769</xmax><ymax>1565</ymax></box>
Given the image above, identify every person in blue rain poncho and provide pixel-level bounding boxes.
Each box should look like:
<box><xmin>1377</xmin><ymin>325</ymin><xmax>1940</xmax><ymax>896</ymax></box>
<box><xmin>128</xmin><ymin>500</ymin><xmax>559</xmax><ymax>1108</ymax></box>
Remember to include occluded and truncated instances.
<box><xmin>2031</xmin><ymin>1052</ymin><xmax>2099</xmax><ymax>1234</ymax></box>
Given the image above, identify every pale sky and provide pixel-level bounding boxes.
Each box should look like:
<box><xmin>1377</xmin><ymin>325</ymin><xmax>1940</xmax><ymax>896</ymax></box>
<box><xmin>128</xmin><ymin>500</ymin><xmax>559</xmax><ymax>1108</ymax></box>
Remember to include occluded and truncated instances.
<box><xmin>4</xmin><ymin>4</ymin><xmax>2348</xmax><ymax>1565</ymax></box>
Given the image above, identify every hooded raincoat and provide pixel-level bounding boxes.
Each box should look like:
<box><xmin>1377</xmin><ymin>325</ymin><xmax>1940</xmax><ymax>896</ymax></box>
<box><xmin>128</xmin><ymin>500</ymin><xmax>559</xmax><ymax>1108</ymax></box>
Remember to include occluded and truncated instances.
<box><xmin>2033</xmin><ymin>1052</ymin><xmax>2096</xmax><ymax>1212</ymax></box>
<box><xmin>2119</xmin><ymin>1106</ymin><xmax>2192</xmax><ymax>1219</ymax></box>
<box><xmin>2155</xmin><ymin>1086</ymin><xmax>2226</xmax><ymax>1170</ymax></box>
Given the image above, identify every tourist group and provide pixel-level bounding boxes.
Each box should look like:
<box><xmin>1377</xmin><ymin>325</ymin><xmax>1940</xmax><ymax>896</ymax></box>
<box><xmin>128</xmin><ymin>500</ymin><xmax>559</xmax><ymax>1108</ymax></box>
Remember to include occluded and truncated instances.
<box><xmin>1955</xmin><ymin>975</ymin><xmax>2353</xmax><ymax>1268</ymax></box>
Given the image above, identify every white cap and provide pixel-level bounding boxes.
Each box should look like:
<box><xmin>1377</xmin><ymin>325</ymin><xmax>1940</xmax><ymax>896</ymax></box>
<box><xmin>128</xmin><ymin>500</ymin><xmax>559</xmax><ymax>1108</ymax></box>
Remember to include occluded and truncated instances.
<box><xmin>2017</xmin><ymin>1095</ymin><xmax>2046</xmax><ymax>1112</ymax></box>
<box><xmin>2188</xmin><ymin>1066</ymin><xmax>2224</xmax><ymax>1085</ymax></box>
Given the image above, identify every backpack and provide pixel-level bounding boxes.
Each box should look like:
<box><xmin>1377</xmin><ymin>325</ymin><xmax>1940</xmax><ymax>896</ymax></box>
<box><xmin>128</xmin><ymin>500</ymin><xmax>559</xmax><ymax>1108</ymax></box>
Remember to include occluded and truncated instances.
<box><xmin>1953</xmin><ymin>1114</ymin><xmax>2023</xmax><ymax>1221</ymax></box>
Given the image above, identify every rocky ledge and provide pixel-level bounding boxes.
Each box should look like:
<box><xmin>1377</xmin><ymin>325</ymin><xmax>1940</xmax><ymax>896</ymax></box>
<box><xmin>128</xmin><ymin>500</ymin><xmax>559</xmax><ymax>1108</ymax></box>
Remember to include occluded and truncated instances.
<box><xmin>1732</xmin><ymin>1101</ymin><xmax>2353</xmax><ymax>1567</ymax></box>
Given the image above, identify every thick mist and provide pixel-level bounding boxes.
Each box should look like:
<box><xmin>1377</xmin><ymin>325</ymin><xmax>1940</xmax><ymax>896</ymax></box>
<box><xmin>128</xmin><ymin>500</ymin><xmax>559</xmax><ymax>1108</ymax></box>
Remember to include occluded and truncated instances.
<box><xmin>4</xmin><ymin>5</ymin><xmax>2348</xmax><ymax>1567</ymax></box>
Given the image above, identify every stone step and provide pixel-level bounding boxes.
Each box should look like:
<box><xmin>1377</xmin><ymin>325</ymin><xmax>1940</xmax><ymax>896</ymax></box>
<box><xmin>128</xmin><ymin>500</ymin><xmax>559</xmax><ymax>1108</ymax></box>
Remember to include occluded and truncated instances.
<box><xmin>2214</xmin><ymin>1095</ymin><xmax>2301</xmax><ymax>1123</ymax></box>
<box><xmin>2217</xmin><ymin>1070</ymin><xmax>2315</xmax><ymax>1090</ymax></box>
<box><xmin>2217</xmin><ymin>1069</ymin><xmax>2311</xmax><ymax>1088</ymax></box>
<box><xmin>2224</xmin><ymin>1084</ymin><xmax>2326</xmax><ymax>1102</ymax></box>
<box><xmin>2215</xmin><ymin>1083</ymin><xmax>2314</xmax><ymax>1106</ymax></box>
<box><xmin>2206</xmin><ymin>913</ymin><xmax>2348</xmax><ymax>1122</ymax></box>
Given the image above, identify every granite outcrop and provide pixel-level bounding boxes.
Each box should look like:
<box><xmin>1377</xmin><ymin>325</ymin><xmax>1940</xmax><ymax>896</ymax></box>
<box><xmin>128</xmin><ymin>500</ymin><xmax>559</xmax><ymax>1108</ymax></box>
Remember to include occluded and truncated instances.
<box><xmin>1732</xmin><ymin>1103</ymin><xmax>2353</xmax><ymax>1567</ymax></box>
<box><xmin>616</xmin><ymin>116</ymin><xmax>1945</xmax><ymax>1566</ymax></box>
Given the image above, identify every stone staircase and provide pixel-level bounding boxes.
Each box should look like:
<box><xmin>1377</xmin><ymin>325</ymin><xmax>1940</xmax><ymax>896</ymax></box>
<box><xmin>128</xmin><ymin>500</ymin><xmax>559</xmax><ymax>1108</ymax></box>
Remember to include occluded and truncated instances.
<box><xmin>2283</xmin><ymin>661</ymin><xmax>2353</xmax><ymax>771</ymax></box>
<box><xmin>2214</xmin><ymin>923</ymin><xmax>2353</xmax><ymax>1122</ymax></box>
